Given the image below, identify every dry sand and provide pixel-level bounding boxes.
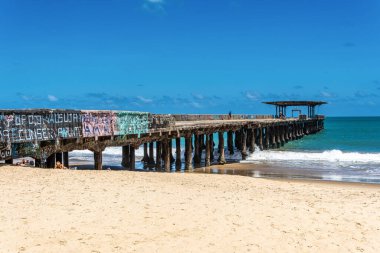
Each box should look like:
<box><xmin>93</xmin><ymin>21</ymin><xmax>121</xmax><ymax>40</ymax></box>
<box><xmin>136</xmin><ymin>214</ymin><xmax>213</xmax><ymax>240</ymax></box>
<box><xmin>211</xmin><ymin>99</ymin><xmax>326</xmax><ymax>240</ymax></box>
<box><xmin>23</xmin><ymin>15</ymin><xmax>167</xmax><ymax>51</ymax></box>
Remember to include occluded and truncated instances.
<box><xmin>0</xmin><ymin>165</ymin><xmax>379</xmax><ymax>253</ymax></box>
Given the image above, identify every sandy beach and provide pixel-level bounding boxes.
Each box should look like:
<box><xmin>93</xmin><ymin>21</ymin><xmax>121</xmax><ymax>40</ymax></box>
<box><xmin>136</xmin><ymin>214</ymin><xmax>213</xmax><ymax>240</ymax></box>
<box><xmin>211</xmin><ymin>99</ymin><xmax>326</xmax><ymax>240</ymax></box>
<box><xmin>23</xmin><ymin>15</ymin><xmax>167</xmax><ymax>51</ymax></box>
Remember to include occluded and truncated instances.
<box><xmin>1</xmin><ymin>165</ymin><xmax>379</xmax><ymax>253</ymax></box>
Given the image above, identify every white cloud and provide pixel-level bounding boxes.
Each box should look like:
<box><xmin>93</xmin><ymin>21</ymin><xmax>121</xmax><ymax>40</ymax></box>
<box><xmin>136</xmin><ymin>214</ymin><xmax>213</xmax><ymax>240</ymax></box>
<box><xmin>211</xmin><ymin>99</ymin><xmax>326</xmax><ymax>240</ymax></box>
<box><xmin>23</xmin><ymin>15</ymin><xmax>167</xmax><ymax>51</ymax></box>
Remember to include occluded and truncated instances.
<box><xmin>244</xmin><ymin>91</ymin><xmax>260</xmax><ymax>101</ymax></box>
<box><xmin>142</xmin><ymin>0</ymin><xmax>165</xmax><ymax>12</ymax></box>
<box><xmin>137</xmin><ymin>96</ymin><xmax>153</xmax><ymax>103</ymax></box>
<box><xmin>48</xmin><ymin>95</ymin><xmax>58</xmax><ymax>102</ymax></box>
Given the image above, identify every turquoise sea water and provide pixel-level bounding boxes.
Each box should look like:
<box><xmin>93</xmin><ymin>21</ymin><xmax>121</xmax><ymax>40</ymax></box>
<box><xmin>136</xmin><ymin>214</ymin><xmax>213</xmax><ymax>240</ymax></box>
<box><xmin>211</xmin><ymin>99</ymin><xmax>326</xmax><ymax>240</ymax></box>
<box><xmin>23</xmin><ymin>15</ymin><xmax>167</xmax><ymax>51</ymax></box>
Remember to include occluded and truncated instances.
<box><xmin>241</xmin><ymin>117</ymin><xmax>380</xmax><ymax>183</ymax></box>
<box><xmin>285</xmin><ymin>117</ymin><xmax>380</xmax><ymax>153</ymax></box>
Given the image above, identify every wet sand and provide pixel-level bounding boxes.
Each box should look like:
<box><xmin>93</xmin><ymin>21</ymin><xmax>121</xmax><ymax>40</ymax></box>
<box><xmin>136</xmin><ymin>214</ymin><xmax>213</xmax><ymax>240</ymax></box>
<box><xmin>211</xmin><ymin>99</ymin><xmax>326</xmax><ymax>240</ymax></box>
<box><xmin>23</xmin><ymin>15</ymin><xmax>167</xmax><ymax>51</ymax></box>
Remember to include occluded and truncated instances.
<box><xmin>1</xmin><ymin>165</ymin><xmax>380</xmax><ymax>253</ymax></box>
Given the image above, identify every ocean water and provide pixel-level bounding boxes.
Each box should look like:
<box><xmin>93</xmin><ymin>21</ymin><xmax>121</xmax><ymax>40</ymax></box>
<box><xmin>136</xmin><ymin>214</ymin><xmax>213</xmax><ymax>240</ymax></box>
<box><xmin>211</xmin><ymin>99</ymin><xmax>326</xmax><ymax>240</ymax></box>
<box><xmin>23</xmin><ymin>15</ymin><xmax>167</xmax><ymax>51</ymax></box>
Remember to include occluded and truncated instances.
<box><xmin>241</xmin><ymin>117</ymin><xmax>380</xmax><ymax>183</ymax></box>
<box><xmin>70</xmin><ymin>117</ymin><xmax>380</xmax><ymax>184</ymax></box>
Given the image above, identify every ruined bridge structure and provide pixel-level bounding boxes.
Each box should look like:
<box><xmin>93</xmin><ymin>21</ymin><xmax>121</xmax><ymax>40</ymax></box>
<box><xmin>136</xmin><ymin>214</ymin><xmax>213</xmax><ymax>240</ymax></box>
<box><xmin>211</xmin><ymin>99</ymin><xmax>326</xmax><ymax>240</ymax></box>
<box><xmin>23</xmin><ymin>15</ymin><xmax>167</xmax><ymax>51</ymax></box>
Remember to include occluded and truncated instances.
<box><xmin>0</xmin><ymin>105</ymin><xmax>325</xmax><ymax>170</ymax></box>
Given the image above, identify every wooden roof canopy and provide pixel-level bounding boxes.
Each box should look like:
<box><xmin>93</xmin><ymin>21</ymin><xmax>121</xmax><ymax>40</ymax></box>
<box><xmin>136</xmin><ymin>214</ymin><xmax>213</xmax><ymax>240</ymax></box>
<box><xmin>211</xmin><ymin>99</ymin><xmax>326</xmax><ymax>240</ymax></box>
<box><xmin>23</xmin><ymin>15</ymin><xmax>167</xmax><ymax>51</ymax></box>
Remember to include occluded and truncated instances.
<box><xmin>263</xmin><ymin>101</ymin><xmax>327</xmax><ymax>106</ymax></box>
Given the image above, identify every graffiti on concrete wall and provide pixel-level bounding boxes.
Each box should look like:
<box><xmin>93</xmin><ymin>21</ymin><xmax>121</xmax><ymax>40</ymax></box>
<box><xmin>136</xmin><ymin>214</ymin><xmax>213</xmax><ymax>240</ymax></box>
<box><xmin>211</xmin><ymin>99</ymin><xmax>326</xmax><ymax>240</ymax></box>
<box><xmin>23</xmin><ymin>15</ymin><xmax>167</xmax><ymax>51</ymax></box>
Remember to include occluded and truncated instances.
<box><xmin>115</xmin><ymin>111</ymin><xmax>149</xmax><ymax>135</ymax></box>
<box><xmin>0</xmin><ymin>142</ymin><xmax>11</xmax><ymax>160</ymax></box>
<box><xmin>82</xmin><ymin>111</ymin><xmax>116</xmax><ymax>137</ymax></box>
<box><xmin>0</xmin><ymin>111</ymin><xmax>82</xmax><ymax>143</ymax></box>
<box><xmin>0</xmin><ymin>109</ymin><xmax>151</xmax><ymax>159</ymax></box>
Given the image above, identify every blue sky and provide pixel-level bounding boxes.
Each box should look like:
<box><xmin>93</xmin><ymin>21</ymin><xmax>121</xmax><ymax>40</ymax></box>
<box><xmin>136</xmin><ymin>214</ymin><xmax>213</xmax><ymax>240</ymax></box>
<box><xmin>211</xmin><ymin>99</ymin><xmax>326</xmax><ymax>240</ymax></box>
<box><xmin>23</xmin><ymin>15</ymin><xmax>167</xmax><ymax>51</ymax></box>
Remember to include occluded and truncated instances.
<box><xmin>0</xmin><ymin>0</ymin><xmax>379</xmax><ymax>116</ymax></box>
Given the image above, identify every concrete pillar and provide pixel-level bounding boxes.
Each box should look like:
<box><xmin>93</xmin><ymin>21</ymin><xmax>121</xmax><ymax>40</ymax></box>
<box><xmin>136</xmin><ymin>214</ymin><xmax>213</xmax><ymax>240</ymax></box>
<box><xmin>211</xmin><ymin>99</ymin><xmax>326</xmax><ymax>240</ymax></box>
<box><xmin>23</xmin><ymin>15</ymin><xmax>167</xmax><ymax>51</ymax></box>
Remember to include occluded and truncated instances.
<box><xmin>148</xmin><ymin>142</ymin><xmax>155</xmax><ymax>166</ymax></box>
<box><xmin>250</xmin><ymin>128</ymin><xmax>256</xmax><ymax>153</ymax></box>
<box><xmin>227</xmin><ymin>130</ymin><xmax>234</xmax><ymax>155</ymax></box>
<box><xmin>94</xmin><ymin>151</ymin><xmax>102</xmax><ymax>170</ymax></box>
<box><xmin>5</xmin><ymin>158</ymin><xmax>13</xmax><ymax>165</ymax></box>
<box><xmin>205</xmin><ymin>134</ymin><xmax>211</xmax><ymax>167</ymax></box>
<box><xmin>265</xmin><ymin>127</ymin><xmax>270</xmax><ymax>150</ymax></box>
<box><xmin>46</xmin><ymin>153</ymin><xmax>56</xmax><ymax>168</ymax></box>
<box><xmin>259</xmin><ymin>127</ymin><xmax>263</xmax><ymax>151</ymax></box>
<box><xmin>218</xmin><ymin>132</ymin><xmax>226</xmax><ymax>165</ymax></box>
<box><xmin>56</xmin><ymin>152</ymin><xmax>63</xmax><ymax>163</ymax></box>
<box><xmin>121</xmin><ymin>145</ymin><xmax>130</xmax><ymax>168</ymax></box>
<box><xmin>185</xmin><ymin>136</ymin><xmax>193</xmax><ymax>170</ymax></box>
<box><xmin>156</xmin><ymin>141</ymin><xmax>162</xmax><ymax>169</ymax></box>
<box><xmin>164</xmin><ymin>139</ymin><xmax>171</xmax><ymax>171</ymax></box>
<box><xmin>63</xmin><ymin>152</ymin><xmax>69</xmax><ymax>168</ymax></box>
<box><xmin>35</xmin><ymin>159</ymin><xmax>42</xmax><ymax>168</ymax></box>
<box><xmin>210</xmin><ymin>133</ymin><xmax>215</xmax><ymax>162</ymax></box>
<box><xmin>241</xmin><ymin>128</ymin><xmax>248</xmax><ymax>160</ymax></box>
<box><xmin>175</xmin><ymin>138</ymin><xmax>181</xmax><ymax>168</ymax></box>
<box><xmin>129</xmin><ymin>146</ymin><xmax>135</xmax><ymax>170</ymax></box>
<box><xmin>193</xmin><ymin>134</ymin><xmax>201</xmax><ymax>164</ymax></box>
<box><xmin>142</xmin><ymin>143</ymin><xmax>149</xmax><ymax>163</ymax></box>
<box><xmin>169</xmin><ymin>140</ymin><xmax>175</xmax><ymax>163</ymax></box>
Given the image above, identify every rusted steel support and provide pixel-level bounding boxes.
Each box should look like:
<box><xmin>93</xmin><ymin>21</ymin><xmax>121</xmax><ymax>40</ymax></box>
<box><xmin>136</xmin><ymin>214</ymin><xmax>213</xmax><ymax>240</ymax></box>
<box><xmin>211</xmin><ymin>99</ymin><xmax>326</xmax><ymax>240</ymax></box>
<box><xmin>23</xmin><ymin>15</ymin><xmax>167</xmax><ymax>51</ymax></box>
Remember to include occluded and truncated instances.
<box><xmin>241</xmin><ymin>128</ymin><xmax>248</xmax><ymax>160</ymax></box>
<box><xmin>250</xmin><ymin>128</ymin><xmax>256</xmax><ymax>153</ymax></box>
<box><xmin>156</xmin><ymin>141</ymin><xmax>162</xmax><ymax>169</ymax></box>
<box><xmin>185</xmin><ymin>136</ymin><xmax>193</xmax><ymax>170</ymax></box>
<box><xmin>94</xmin><ymin>151</ymin><xmax>103</xmax><ymax>170</ymax></box>
<box><xmin>163</xmin><ymin>139</ymin><xmax>171</xmax><ymax>171</ymax></box>
<box><xmin>227</xmin><ymin>130</ymin><xmax>234</xmax><ymax>155</ymax></box>
<box><xmin>193</xmin><ymin>134</ymin><xmax>201</xmax><ymax>164</ymax></box>
<box><xmin>259</xmin><ymin>127</ymin><xmax>264</xmax><ymax>151</ymax></box>
<box><xmin>122</xmin><ymin>145</ymin><xmax>130</xmax><ymax>168</ymax></box>
<box><xmin>63</xmin><ymin>152</ymin><xmax>69</xmax><ymax>168</ymax></box>
<box><xmin>142</xmin><ymin>143</ymin><xmax>149</xmax><ymax>163</ymax></box>
<box><xmin>218</xmin><ymin>132</ymin><xmax>226</xmax><ymax>165</ymax></box>
<box><xmin>205</xmin><ymin>134</ymin><xmax>211</xmax><ymax>167</ymax></box>
<box><xmin>175</xmin><ymin>138</ymin><xmax>181</xmax><ymax>168</ymax></box>
<box><xmin>130</xmin><ymin>146</ymin><xmax>136</xmax><ymax>170</ymax></box>
<box><xmin>148</xmin><ymin>142</ymin><xmax>155</xmax><ymax>165</ymax></box>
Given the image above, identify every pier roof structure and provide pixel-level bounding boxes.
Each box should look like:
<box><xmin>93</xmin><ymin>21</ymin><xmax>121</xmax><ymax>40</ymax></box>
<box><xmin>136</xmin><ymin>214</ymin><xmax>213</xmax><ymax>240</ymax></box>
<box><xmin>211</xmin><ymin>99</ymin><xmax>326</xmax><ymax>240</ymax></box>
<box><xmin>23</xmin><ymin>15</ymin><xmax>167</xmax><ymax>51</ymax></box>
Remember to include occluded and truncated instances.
<box><xmin>263</xmin><ymin>101</ymin><xmax>327</xmax><ymax>119</ymax></box>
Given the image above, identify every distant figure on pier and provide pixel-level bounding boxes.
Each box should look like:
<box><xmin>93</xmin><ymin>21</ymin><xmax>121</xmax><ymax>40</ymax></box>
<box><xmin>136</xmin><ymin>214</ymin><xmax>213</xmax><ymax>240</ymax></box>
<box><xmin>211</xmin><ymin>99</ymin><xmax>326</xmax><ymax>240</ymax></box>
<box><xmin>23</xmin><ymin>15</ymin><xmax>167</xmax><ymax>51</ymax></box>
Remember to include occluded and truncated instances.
<box><xmin>279</xmin><ymin>112</ymin><xmax>286</xmax><ymax>119</ymax></box>
<box><xmin>228</xmin><ymin>111</ymin><xmax>232</xmax><ymax>119</ymax></box>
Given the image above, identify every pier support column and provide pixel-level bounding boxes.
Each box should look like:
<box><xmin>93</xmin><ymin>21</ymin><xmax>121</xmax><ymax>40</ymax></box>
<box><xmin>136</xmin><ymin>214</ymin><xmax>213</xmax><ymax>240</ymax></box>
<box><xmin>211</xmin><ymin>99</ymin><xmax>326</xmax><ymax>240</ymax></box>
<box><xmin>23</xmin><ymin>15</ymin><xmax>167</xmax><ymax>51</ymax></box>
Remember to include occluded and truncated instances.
<box><xmin>94</xmin><ymin>151</ymin><xmax>103</xmax><ymax>170</ymax></box>
<box><xmin>156</xmin><ymin>141</ymin><xmax>162</xmax><ymax>169</ymax></box>
<box><xmin>122</xmin><ymin>145</ymin><xmax>130</xmax><ymax>168</ymax></box>
<box><xmin>193</xmin><ymin>134</ymin><xmax>201</xmax><ymax>165</ymax></box>
<box><xmin>210</xmin><ymin>133</ymin><xmax>215</xmax><ymax>162</ymax></box>
<box><xmin>235</xmin><ymin>130</ymin><xmax>241</xmax><ymax>150</ymax></box>
<box><xmin>5</xmin><ymin>158</ymin><xmax>13</xmax><ymax>165</ymax></box>
<box><xmin>46</xmin><ymin>153</ymin><xmax>56</xmax><ymax>168</ymax></box>
<box><xmin>227</xmin><ymin>130</ymin><xmax>234</xmax><ymax>155</ymax></box>
<box><xmin>275</xmin><ymin>126</ymin><xmax>281</xmax><ymax>148</ymax></box>
<box><xmin>35</xmin><ymin>159</ymin><xmax>42</xmax><ymax>168</ymax></box>
<box><xmin>265</xmin><ymin>127</ymin><xmax>270</xmax><ymax>150</ymax></box>
<box><xmin>169</xmin><ymin>140</ymin><xmax>175</xmax><ymax>163</ymax></box>
<box><xmin>250</xmin><ymin>128</ymin><xmax>256</xmax><ymax>153</ymax></box>
<box><xmin>218</xmin><ymin>132</ymin><xmax>226</xmax><ymax>165</ymax></box>
<box><xmin>148</xmin><ymin>142</ymin><xmax>155</xmax><ymax>166</ymax></box>
<box><xmin>185</xmin><ymin>136</ymin><xmax>193</xmax><ymax>170</ymax></box>
<box><xmin>175</xmin><ymin>138</ymin><xmax>181</xmax><ymax>168</ymax></box>
<box><xmin>129</xmin><ymin>146</ymin><xmax>136</xmax><ymax>170</ymax></box>
<box><xmin>163</xmin><ymin>139</ymin><xmax>171</xmax><ymax>172</ymax></box>
<box><xmin>241</xmin><ymin>128</ymin><xmax>248</xmax><ymax>160</ymax></box>
<box><xmin>205</xmin><ymin>134</ymin><xmax>211</xmax><ymax>167</ymax></box>
<box><xmin>63</xmin><ymin>152</ymin><xmax>69</xmax><ymax>168</ymax></box>
<box><xmin>142</xmin><ymin>143</ymin><xmax>149</xmax><ymax>163</ymax></box>
<box><xmin>259</xmin><ymin>127</ymin><xmax>263</xmax><ymax>151</ymax></box>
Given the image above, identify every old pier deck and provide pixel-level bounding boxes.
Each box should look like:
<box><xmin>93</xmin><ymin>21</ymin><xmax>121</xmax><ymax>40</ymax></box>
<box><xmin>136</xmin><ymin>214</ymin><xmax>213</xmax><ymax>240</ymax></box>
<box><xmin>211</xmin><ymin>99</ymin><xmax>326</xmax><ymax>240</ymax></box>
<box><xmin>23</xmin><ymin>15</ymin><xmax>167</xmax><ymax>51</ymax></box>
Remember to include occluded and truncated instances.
<box><xmin>0</xmin><ymin>102</ymin><xmax>325</xmax><ymax>170</ymax></box>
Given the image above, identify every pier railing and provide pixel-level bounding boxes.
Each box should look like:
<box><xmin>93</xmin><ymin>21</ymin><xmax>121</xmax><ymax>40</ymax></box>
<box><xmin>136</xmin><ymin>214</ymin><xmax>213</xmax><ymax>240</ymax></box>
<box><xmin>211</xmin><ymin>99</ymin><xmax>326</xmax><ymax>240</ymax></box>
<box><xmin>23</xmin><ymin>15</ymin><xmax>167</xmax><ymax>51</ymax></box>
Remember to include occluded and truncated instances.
<box><xmin>171</xmin><ymin>114</ymin><xmax>274</xmax><ymax>121</ymax></box>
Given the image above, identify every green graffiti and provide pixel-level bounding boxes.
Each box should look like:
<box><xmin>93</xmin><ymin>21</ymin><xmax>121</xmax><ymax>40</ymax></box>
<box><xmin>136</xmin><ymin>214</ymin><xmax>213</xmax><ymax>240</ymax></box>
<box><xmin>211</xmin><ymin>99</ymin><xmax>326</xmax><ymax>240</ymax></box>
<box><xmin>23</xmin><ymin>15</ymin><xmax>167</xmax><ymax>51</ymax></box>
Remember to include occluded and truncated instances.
<box><xmin>115</xmin><ymin>111</ymin><xmax>149</xmax><ymax>135</ymax></box>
